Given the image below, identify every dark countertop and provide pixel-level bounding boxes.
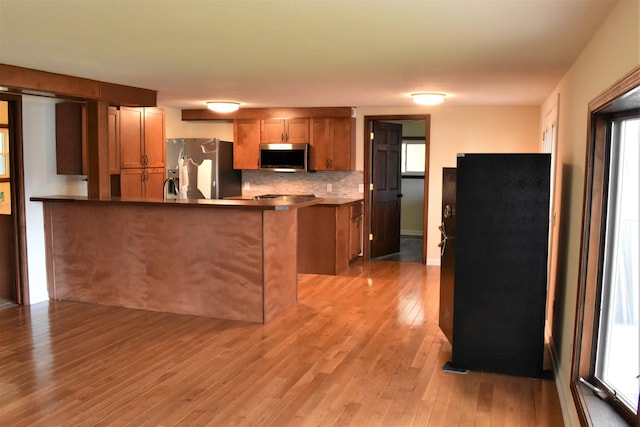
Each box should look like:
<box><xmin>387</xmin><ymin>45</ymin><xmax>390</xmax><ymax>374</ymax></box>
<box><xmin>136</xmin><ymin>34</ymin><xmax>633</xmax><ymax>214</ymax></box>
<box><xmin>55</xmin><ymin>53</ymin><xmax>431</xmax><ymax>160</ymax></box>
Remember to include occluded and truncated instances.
<box><xmin>30</xmin><ymin>195</ymin><xmax>324</xmax><ymax>211</ymax></box>
<box><xmin>315</xmin><ymin>197</ymin><xmax>363</xmax><ymax>207</ymax></box>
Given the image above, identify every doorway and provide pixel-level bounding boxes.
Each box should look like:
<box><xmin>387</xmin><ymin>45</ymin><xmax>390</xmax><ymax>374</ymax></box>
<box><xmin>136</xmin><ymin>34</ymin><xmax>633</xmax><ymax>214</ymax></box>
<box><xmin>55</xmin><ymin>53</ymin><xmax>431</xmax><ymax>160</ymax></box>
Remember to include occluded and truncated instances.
<box><xmin>363</xmin><ymin>115</ymin><xmax>431</xmax><ymax>264</ymax></box>
<box><xmin>0</xmin><ymin>94</ymin><xmax>28</xmax><ymax>306</ymax></box>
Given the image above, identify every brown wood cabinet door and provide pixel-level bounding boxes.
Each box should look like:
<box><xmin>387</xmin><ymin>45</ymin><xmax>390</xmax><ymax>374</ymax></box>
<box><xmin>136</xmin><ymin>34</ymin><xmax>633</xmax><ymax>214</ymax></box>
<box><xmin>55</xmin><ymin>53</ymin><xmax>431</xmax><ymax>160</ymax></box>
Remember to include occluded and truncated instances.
<box><xmin>261</xmin><ymin>118</ymin><xmax>309</xmax><ymax>144</ymax></box>
<box><xmin>234</xmin><ymin>119</ymin><xmax>260</xmax><ymax>169</ymax></box>
<box><xmin>261</xmin><ymin>119</ymin><xmax>285</xmax><ymax>143</ymax></box>
<box><xmin>119</xmin><ymin>107</ymin><xmax>144</xmax><ymax>168</ymax></box>
<box><xmin>349</xmin><ymin>202</ymin><xmax>363</xmax><ymax>261</ymax></box>
<box><xmin>143</xmin><ymin>108</ymin><xmax>165</xmax><ymax>168</ymax></box>
<box><xmin>284</xmin><ymin>118</ymin><xmax>309</xmax><ymax>143</ymax></box>
<box><xmin>310</xmin><ymin>118</ymin><xmax>354</xmax><ymax>171</ymax></box>
<box><xmin>120</xmin><ymin>167</ymin><xmax>165</xmax><ymax>199</ymax></box>
<box><xmin>55</xmin><ymin>102</ymin><xmax>86</xmax><ymax>175</ymax></box>
<box><xmin>329</xmin><ymin>117</ymin><xmax>353</xmax><ymax>171</ymax></box>
<box><xmin>108</xmin><ymin>107</ymin><xmax>120</xmax><ymax>174</ymax></box>
<box><xmin>144</xmin><ymin>167</ymin><xmax>166</xmax><ymax>200</ymax></box>
<box><xmin>120</xmin><ymin>168</ymin><xmax>144</xmax><ymax>198</ymax></box>
<box><xmin>310</xmin><ymin>118</ymin><xmax>331</xmax><ymax>170</ymax></box>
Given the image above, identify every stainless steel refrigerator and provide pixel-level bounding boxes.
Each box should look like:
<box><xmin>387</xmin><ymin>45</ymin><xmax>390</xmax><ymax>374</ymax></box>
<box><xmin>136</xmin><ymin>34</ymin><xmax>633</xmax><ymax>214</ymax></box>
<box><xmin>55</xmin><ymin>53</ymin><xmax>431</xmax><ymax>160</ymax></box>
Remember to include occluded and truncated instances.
<box><xmin>166</xmin><ymin>138</ymin><xmax>241</xmax><ymax>200</ymax></box>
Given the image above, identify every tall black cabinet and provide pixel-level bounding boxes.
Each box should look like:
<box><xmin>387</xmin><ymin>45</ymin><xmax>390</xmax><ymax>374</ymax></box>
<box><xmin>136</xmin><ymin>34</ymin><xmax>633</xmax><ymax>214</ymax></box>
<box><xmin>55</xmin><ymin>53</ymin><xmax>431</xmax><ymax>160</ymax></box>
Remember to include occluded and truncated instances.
<box><xmin>450</xmin><ymin>153</ymin><xmax>551</xmax><ymax>378</ymax></box>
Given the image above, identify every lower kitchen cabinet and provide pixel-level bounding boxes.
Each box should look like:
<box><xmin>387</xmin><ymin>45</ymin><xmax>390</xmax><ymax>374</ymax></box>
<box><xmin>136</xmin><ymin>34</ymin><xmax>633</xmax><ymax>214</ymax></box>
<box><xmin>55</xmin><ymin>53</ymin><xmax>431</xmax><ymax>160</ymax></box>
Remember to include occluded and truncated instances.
<box><xmin>298</xmin><ymin>199</ymin><xmax>363</xmax><ymax>275</ymax></box>
<box><xmin>120</xmin><ymin>167</ymin><xmax>165</xmax><ymax>199</ymax></box>
<box><xmin>349</xmin><ymin>201</ymin><xmax>363</xmax><ymax>260</ymax></box>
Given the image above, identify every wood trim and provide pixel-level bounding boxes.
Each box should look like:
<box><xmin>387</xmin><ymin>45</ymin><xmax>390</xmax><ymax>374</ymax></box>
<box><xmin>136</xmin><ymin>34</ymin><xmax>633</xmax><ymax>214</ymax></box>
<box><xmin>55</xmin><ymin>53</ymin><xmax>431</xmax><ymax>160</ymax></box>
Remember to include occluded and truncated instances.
<box><xmin>422</xmin><ymin>115</ymin><xmax>431</xmax><ymax>265</ymax></box>
<box><xmin>86</xmin><ymin>101</ymin><xmax>111</xmax><ymax>199</ymax></box>
<box><xmin>588</xmin><ymin>64</ymin><xmax>640</xmax><ymax>113</ymax></box>
<box><xmin>0</xmin><ymin>64</ymin><xmax>156</xmax><ymax>106</ymax></box>
<box><xmin>0</xmin><ymin>64</ymin><xmax>100</xmax><ymax>99</ymax></box>
<box><xmin>182</xmin><ymin>107</ymin><xmax>353</xmax><ymax>121</ymax></box>
<box><xmin>571</xmin><ymin>65</ymin><xmax>640</xmax><ymax>426</ymax></box>
<box><xmin>43</xmin><ymin>202</ymin><xmax>56</xmax><ymax>300</ymax></box>
<box><xmin>363</xmin><ymin>114</ymin><xmax>431</xmax><ymax>264</ymax></box>
<box><xmin>0</xmin><ymin>93</ymin><xmax>29</xmax><ymax>305</ymax></box>
<box><xmin>99</xmin><ymin>82</ymin><xmax>156</xmax><ymax>107</ymax></box>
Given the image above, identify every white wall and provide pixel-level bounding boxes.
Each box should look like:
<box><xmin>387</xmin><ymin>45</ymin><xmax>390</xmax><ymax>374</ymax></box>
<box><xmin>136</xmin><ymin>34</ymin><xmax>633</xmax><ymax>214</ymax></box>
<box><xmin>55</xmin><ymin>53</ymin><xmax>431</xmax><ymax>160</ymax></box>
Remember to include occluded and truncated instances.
<box><xmin>539</xmin><ymin>1</ymin><xmax>639</xmax><ymax>425</ymax></box>
<box><xmin>400</xmin><ymin>178</ymin><xmax>424</xmax><ymax>235</ymax></box>
<box><xmin>356</xmin><ymin>106</ymin><xmax>541</xmax><ymax>264</ymax></box>
<box><xmin>22</xmin><ymin>96</ymin><xmax>87</xmax><ymax>303</ymax></box>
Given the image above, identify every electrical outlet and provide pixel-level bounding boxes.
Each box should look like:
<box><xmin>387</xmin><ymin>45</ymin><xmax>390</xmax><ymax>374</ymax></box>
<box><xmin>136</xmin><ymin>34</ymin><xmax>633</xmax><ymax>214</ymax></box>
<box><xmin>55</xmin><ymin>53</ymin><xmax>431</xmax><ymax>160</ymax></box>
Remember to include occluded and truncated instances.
<box><xmin>327</xmin><ymin>183</ymin><xmax>332</xmax><ymax>192</ymax></box>
<box><xmin>358</xmin><ymin>184</ymin><xmax>364</xmax><ymax>193</ymax></box>
<box><xmin>243</xmin><ymin>182</ymin><xmax>250</xmax><ymax>190</ymax></box>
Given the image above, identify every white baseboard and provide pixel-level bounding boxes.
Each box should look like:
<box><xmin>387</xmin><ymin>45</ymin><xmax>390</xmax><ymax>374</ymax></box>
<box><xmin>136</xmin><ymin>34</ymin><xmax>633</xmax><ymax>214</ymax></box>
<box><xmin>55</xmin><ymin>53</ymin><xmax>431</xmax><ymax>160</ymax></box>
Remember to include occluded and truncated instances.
<box><xmin>426</xmin><ymin>258</ymin><xmax>440</xmax><ymax>266</ymax></box>
<box><xmin>400</xmin><ymin>230</ymin><xmax>423</xmax><ymax>236</ymax></box>
<box><xmin>547</xmin><ymin>332</ymin><xmax>572</xmax><ymax>426</ymax></box>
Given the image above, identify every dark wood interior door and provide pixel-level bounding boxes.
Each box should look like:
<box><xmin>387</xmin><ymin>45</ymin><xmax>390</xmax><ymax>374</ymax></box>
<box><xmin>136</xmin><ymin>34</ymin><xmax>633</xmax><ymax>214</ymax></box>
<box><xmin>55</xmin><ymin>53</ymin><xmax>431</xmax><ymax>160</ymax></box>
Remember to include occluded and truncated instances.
<box><xmin>371</xmin><ymin>121</ymin><xmax>402</xmax><ymax>258</ymax></box>
<box><xmin>0</xmin><ymin>214</ymin><xmax>16</xmax><ymax>301</ymax></box>
<box><xmin>439</xmin><ymin>167</ymin><xmax>457</xmax><ymax>344</ymax></box>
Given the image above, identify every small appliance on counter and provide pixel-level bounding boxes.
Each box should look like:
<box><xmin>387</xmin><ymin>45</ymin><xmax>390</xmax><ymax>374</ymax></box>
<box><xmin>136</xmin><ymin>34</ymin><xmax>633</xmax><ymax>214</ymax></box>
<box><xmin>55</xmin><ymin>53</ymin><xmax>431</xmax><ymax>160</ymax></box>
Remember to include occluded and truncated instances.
<box><xmin>166</xmin><ymin>138</ymin><xmax>241</xmax><ymax>200</ymax></box>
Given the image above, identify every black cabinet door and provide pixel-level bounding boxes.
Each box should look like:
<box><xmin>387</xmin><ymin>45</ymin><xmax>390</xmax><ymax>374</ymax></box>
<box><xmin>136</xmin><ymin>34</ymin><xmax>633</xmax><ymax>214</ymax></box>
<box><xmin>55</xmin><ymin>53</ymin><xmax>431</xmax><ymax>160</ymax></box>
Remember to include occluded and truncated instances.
<box><xmin>451</xmin><ymin>153</ymin><xmax>551</xmax><ymax>378</ymax></box>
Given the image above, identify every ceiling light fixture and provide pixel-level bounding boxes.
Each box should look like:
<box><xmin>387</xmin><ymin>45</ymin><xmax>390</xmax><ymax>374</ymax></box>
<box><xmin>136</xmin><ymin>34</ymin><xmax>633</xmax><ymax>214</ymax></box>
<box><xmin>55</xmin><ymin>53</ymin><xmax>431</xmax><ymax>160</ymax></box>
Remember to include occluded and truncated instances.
<box><xmin>411</xmin><ymin>92</ymin><xmax>446</xmax><ymax>106</ymax></box>
<box><xmin>206</xmin><ymin>101</ymin><xmax>240</xmax><ymax>113</ymax></box>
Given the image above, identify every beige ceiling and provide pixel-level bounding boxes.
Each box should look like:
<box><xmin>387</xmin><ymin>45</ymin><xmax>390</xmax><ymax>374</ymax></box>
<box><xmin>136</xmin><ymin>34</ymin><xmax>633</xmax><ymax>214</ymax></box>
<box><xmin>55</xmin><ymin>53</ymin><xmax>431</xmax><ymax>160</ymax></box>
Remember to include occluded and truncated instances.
<box><xmin>0</xmin><ymin>0</ymin><xmax>618</xmax><ymax>109</ymax></box>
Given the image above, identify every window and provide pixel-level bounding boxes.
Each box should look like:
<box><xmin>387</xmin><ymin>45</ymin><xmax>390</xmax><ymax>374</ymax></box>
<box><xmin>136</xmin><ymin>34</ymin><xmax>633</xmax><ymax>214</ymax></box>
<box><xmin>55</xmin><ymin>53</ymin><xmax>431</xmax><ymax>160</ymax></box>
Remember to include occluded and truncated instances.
<box><xmin>401</xmin><ymin>138</ymin><xmax>425</xmax><ymax>177</ymax></box>
<box><xmin>0</xmin><ymin>128</ymin><xmax>8</xmax><ymax>178</ymax></box>
<box><xmin>595</xmin><ymin>115</ymin><xmax>639</xmax><ymax>410</ymax></box>
<box><xmin>573</xmin><ymin>67</ymin><xmax>640</xmax><ymax>426</ymax></box>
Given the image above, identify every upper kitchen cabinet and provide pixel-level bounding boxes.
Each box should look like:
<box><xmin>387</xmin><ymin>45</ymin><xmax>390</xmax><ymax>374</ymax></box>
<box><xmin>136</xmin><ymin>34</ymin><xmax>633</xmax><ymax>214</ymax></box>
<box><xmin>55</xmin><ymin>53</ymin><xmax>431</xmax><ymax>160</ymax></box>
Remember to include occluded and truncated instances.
<box><xmin>55</xmin><ymin>102</ymin><xmax>88</xmax><ymax>175</ymax></box>
<box><xmin>233</xmin><ymin>119</ymin><xmax>260</xmax><ymax>170</ymax></box>
<box><xmin>120</xmin><ymin>107</ymin><xmax>165</xmax><ymax>169</ymax></box>
<box><xmin>119</xmin><ymin>107</ymin><xmax>143</xmax><ymax>169</ymax></box>
<box><xmin>261</xmin><ymin>118</ymin><xmax>309</xmax><ymax>144</ymax></box>
<box><xmin>310</xmin><ymin>117</ymin><xmax>355</xmax><ymax>171</ymax></box>
<box><xmin>143</xmin><ymin>108</ymin><xmax>166</xmax><ymax>168</ymax></box>
<box><xmin>119</xmin><ymin>107</ymin><xmax>165</xmax><ymax>199</ymax></box>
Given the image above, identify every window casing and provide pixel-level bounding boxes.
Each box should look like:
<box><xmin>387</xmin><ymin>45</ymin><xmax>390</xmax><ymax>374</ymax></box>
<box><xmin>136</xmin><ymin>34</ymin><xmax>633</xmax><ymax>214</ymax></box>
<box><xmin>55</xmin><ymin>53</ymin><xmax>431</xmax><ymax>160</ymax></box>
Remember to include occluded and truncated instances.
<box><xmin>573</xmin><ymin>66</ymin><xmax>640</xmax><ymax>426</ymax></box>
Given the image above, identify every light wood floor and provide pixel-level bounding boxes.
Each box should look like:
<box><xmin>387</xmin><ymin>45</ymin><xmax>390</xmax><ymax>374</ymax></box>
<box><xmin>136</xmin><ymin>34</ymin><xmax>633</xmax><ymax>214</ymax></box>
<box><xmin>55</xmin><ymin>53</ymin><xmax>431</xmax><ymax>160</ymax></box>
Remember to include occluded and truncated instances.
<box><xmin>0</xmin><ymin>261</ymin><xmax>564</xmax><ymax>426</ymax></box>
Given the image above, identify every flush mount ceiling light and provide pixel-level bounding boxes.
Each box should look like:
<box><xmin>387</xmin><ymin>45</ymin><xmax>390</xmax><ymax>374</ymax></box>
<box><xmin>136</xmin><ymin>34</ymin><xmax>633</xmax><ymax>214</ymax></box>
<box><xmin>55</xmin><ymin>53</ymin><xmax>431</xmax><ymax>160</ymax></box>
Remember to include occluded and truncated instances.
<box><xmin>206</xmin><ymin>101</ymin><xmax>240</xmax><ymax>113</ymax></box>
<box><xmin>411</xmin><ymin>92</ymin><xmax>446</xmax><ymax>106</ymax></box>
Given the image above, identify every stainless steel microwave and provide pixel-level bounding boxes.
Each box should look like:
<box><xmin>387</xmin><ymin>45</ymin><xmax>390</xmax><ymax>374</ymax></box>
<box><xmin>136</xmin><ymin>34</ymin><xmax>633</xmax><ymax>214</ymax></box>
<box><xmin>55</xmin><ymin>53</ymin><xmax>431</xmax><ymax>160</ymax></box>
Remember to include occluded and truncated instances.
<box><xmin>259</xmin><ymin>143</ymin><xmax>309</xmax><ymax>172</ymax></box>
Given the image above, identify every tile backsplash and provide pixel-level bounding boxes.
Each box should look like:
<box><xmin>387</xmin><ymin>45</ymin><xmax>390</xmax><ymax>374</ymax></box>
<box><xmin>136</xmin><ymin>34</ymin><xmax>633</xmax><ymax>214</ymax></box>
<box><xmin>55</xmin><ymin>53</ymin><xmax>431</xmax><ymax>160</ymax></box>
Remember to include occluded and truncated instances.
<box><xmin>242</xmin><ymin>170</ymin><xmax>363</xmax><ymax>199</ymax></box>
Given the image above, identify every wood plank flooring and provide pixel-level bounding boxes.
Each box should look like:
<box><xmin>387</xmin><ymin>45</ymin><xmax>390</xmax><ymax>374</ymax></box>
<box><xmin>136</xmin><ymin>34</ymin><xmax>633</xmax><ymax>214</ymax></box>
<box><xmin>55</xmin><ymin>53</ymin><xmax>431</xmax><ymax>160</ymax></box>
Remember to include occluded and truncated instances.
<box><xmin>0</xmin><ymin>261</ymin><xmax>564</xmax><ymax>426</ymax></box>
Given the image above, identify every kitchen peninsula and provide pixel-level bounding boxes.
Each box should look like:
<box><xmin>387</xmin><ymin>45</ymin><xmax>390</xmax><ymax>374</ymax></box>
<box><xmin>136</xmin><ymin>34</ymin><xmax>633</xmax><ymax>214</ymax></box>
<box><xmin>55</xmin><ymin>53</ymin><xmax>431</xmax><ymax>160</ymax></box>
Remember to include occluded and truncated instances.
<box><xmin>32</xmin><ymin>195</ymin><xmax>322</xmax><ymax>323</ymax></box>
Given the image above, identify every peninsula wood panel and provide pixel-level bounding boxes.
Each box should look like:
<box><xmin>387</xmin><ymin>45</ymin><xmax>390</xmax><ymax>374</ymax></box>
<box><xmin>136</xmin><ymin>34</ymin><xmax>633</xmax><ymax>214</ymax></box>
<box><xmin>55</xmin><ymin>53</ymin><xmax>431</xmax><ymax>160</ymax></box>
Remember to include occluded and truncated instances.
<box><xmin>263</xmin><ymin>209</ymin><xmax>298</xmax><ymax>323</ymax></box>
<box><xmin>45</xmin><ymin>202</ymin><xmax>266</xmax><ymax>322</ymax></box>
